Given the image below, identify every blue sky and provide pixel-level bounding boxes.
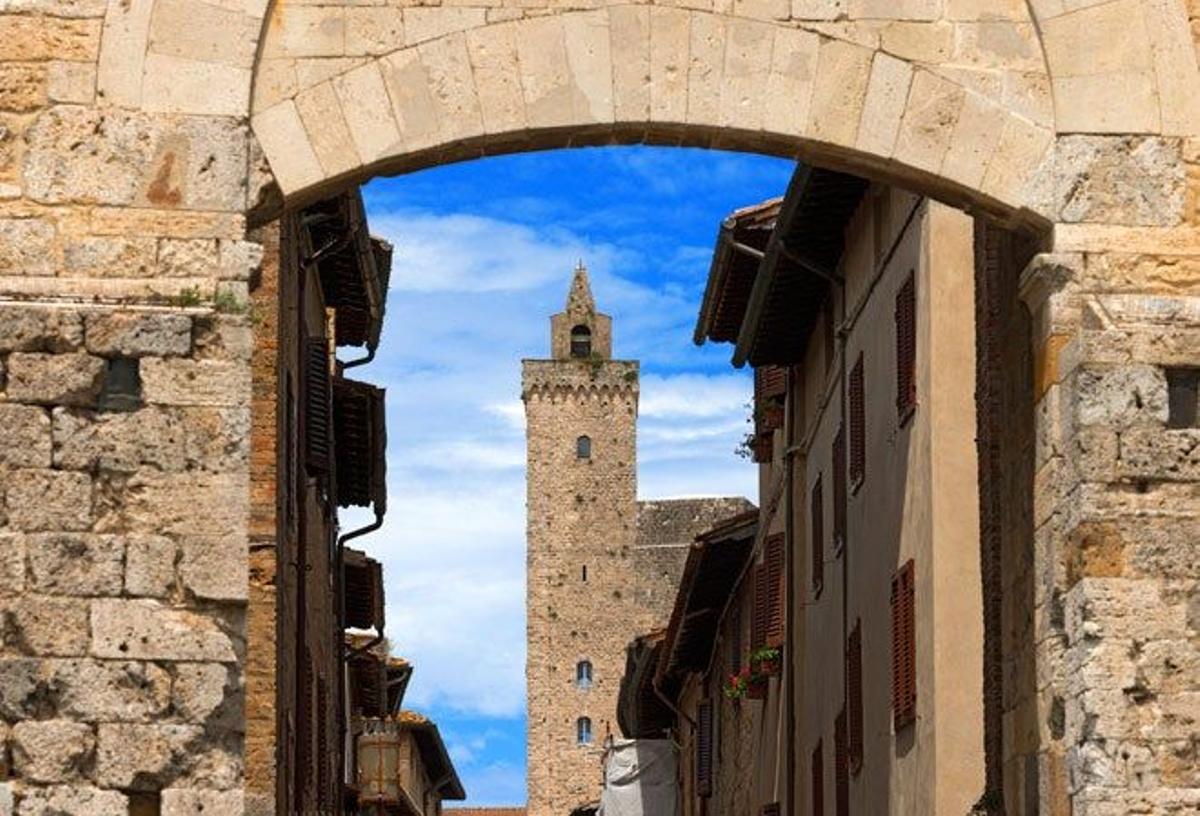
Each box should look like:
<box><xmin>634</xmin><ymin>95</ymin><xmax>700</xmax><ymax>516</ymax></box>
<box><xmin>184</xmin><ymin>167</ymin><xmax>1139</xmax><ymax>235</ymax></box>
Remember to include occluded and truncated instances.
<box><xmin>351</xmin><ymin>146</ymin><xmax>793</xmax><ymax>807</ymax></box>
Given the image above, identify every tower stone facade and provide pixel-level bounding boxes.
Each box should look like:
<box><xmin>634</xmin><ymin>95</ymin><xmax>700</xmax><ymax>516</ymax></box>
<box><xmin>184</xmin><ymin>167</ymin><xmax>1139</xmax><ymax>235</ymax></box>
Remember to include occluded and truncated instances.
<box><xmin>523</xmin><ymin>266</ymin><xmax>751</xmax><ymax>815</ymax></box>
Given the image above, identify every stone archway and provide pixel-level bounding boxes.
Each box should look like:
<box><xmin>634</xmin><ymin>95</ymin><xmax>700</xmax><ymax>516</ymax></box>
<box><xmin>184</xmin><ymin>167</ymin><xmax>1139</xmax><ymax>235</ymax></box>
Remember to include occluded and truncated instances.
<box><xmin>0</xmin><ymin>1</ymin><xmax>1197</xmax><ymax>814</ymax></box>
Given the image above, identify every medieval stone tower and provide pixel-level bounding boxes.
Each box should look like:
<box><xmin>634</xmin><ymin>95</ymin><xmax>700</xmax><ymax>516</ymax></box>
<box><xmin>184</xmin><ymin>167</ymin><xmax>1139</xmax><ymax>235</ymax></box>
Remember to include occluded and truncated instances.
<box><xmin>523</xmin><ymin>265</ymin><xmax>751</xmax><ymax>815</ymax></box>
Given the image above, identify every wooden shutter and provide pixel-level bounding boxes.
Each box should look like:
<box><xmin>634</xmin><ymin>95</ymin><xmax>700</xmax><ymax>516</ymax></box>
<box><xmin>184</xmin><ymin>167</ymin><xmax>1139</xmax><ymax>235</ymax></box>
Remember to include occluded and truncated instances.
<box><xmin>891</xmin><ymin>559</ymin><xmax>917</xmax><ymax>729</ymax></box>
<box><xmin>731</xmin><ymin>605</ymin><xmax>743</xmax><ymax>675</ymax></box>
<box><xmin>765</xmin><ymin>533</ymin><xmax>785</xmax><ymax>647</ymax></box>
<box><xmin>849</xmin><ymin>354</ymin><xmax>865</xmax><ymax>487</ymax></box>
<box><xmin>304</xmin><ymin>337</ymin><xmax>332</xmax><ymax>475</ymax></box>
<box><xmin>752</xmin><ymin>564</ymin><xmax>767</xmax><ymax>651</ymax></box>
<box><xmin>757</xmin><ymin>365</ymin><xmax>787</xmax><ymax>400</ymax></box>
<box><xmin>756</xmin><ymin>365</ymin><xmax>786</xmax><ymax>434</ymax></box>
<box><xmin>834</xmin><ymin>709</ymin><xmax>849</xmax><ymax>816</ymax></box>
<box><xmin>811</xmin><ymin>476</ymin><xmax>824</xmax><ymax>595</ymax></box>
<box><xmin>811</xmin><ymin>739</ymin><xmax>824</xmax><ymax>816</ymax></box>
<box><xmin>697</xmin><ymin>700</ymin><xmax>714</xmax><ymax>798</ymax></box>
<box><xmin>847</xmin><ymin>621</ymin><xmax>863</xmax><ymax>772</ymax></box>
<box><xmin>832</xmin><ymin>426</ymin><xmax>847</xmax><ymax>553</ymax></box>
<box><xmin>316</xmin><ymin>675</ymin><xmax>330</xmax><ymax>809</ymax></box>
<box><xmin>895</xmin><ymin>271</ymin><xmax>917</xmax><ymax>420</ymax></box>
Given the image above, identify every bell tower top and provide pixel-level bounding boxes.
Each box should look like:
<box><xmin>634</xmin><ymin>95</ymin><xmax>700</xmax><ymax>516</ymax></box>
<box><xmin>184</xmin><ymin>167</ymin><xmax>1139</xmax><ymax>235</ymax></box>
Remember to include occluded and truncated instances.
<box><xmin>550</xmin><ymin>261</ymin><xmax>613</xmax><ymax>361</ymax></box>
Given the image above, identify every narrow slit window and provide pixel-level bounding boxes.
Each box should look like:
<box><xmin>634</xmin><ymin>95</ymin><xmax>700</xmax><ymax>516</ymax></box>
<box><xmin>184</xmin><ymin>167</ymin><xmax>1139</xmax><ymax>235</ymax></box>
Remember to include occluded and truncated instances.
<box><xmin>576</xmin><ymin>660</ymin><xmax>593</xmax><ymax>689</ymax></box>
<box><xmin>576</xmin><ymin>716</ymin><xmax>592</xmax><ymax>744</ymax></box>
<box><xmin>581</xmin><ymin>565</ymin><xmax>588</xmax><ymax>582</ymax></box>
<box><xmin>1167</xmin><ymin>368</ymin><xmax>1199</xmax><ymax>428</ymax></box>
<box><xmin>576</xmin><ymin>435</ymin><xmax>592</xmax><ymax>459</ymax></box>
<box><xmin>571</xmin><ymin>325</ymin><xmax>592</xmax><ymax>358</ymax></box>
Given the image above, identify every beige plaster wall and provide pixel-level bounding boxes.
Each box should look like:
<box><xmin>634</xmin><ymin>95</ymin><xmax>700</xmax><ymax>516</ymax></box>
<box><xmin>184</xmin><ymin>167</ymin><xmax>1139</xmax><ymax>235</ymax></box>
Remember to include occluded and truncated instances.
<box><xmin>789</xmin><ymin>192</ymin><xmax>982</xmax><ymax>815</ymax></box>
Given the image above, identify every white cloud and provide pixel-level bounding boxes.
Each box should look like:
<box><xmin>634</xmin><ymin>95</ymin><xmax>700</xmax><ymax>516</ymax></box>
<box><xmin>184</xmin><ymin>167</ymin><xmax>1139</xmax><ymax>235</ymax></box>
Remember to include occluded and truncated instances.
<box><xmin>368</xmin><ymin>211</ymin><xmax>626</xmax><ymax>293</ymax></box>
<box><xmin>343</xmin><ymin>207</ymin><xmax>757</xmax><ymax>725</ymax></box>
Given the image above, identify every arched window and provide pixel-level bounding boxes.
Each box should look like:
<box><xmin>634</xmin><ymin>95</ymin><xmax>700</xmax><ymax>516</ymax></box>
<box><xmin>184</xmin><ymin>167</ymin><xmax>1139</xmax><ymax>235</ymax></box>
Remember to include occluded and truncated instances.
<box><xmin>577</xmin><ymin>716</ymin><xmax>593</xmax><ymax>745</ymax></box>
<box><xmin>576</xmin><ymin>660</ymin><xmax>593</xmax><ymax>689</ymax></box>
<box><xmin>570</xmin><ymin>325</ymin><xmax>592</xmax><ymax>358</ymax></box>
<box><xmin>576</xmin><ymin>435</ymin><xmax>591</xmax><ymax>459</ymax></box>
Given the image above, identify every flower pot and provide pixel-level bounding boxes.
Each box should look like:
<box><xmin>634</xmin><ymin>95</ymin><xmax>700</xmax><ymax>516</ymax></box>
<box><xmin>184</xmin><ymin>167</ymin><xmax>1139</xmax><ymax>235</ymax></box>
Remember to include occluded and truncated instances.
<box><xmin>753</xmin><ymin>433</ymin><xmax>773</xmax><ymax>463</ymax></box>
<box><xmin>747</xmin><ymin>676</ymin><xmax>768</xmax><ymax>700</ymax></box>
<box><xmin>761</xmin><ymin>403</ymin><xmax>784</xmax><ymax>431</ymax></box>
<box><xmin>756</xmin><ymin>657</ymin><xmax>781</xmax><ymax>677</ymax></box>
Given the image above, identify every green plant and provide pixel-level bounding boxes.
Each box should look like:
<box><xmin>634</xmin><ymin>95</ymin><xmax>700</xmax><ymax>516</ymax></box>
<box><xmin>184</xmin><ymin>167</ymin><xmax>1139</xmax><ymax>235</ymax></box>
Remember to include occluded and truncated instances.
<box><xmin>751</xmin><ymin>646</ymin><xmax>781</xmax><ymax>663</ymax></box>
<box><xmin>213</xmin><ymin>289</ymin><xmax>247</xmax><ymax>314</ymax></box>
<box><xmin>173</xmin><ymin>286</ymin><xmax>203</xmax><ymax>308</ymax></box>
<box><xmin>735</xmin><ymin>431</ymin><xmax>757</xmax><ymax>460</ymax></box>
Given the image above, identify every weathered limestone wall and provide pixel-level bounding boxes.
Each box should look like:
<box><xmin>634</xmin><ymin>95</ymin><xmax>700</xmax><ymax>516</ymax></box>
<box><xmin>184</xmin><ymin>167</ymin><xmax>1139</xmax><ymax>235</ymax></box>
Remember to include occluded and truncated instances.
<box><xmin>0</xmin><ymin>302</ymin><xmax>252</xmax><ymax>813</ymax></box>
<box><xmin>0</xmin><ymin>0</ymin><xmax>1196</xmax><ymax>814</ymax></box>
<box><xmin>1020</xmin><ymin>234</ymin><xmax>1200</xmax><ymax>816</ymax></box>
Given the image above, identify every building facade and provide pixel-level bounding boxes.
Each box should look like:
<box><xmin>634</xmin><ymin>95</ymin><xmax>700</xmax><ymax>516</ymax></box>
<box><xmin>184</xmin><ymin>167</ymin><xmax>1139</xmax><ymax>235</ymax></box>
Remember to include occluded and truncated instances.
<box><xmin>683</xmin><ymin>165</ymin><xmax>1044</xmax><ymax>814</ymax></box>
<box><xmin>523</xmin><ymin>266</ymin><xmax>750</xmax><ymax>816</ymax></box>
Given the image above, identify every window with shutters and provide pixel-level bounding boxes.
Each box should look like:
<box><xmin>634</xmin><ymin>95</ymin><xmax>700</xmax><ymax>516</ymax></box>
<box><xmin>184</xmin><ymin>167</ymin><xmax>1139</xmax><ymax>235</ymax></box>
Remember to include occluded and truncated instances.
<box><xmin>891</xmin><ymin>559</ymin><xmax>917</xmax><ymax>730</ymax></box>
<box><xmin>811</xmin><ymin>739</ymin><xmax>824</xmax><ymax>816</ymax></box>
<box><xmin>834</xmin><ymin>710</ymin><xmax>849</xmax><ymax>816</ymax></box>
<box><xmin>811</xmin><ymin>476</ymin><xmax>824</xmax><ymax>596</ymax></box>
<box><xmin>895</xmin><ymin>272</ymin><xmax>917</xmax><ymax>423</ymax></box>
<box><xmin>765</xmin><ymin>533</ymin><xmax>785</xmax><ymax>647</ymax></box>
<box><xmin>316</xmin><ymin>676</ymin><xmax>329</xmax><ymax>809</ymax></box>
<box><xmin>847</xmin><ymin>621</ymin><xmax>863</xmax><ymax>773</ymax></box>
<box><xmin>849</xmin><ymin>353</ymin><xmax>865</xmax><ymax>490</ymax></box>
<box><xmin>752</xmin><ymin>564</ymin><xmax>766</xmax><ymax>652</ymax></box>
<box><xmin>832</xmin><ymin>426</ymin><xmax>847</xmax><ymax>554</ymax></box>
<box><xmin>577</xmin><ymin>716</ymin><xmax>593</xmax><ymax>745</ymax></box>
<box><xmin>304</xmin><ymin>337</ymin><xmax>333</xmax><ymax>476</ymax></box>
<box><xmin>697</xmin><ymin>701</ymin><xmax>714</xmax><ymax>798</ymax></box>
<box><xmin>755</xmin><ymin>365</ymin><xmax>787</xmax><ymax>433</ymax></box>
<box><xmin>730</xmin><ymin>605</ymin><xmax>743</xmax><ymax>675</ymax></box>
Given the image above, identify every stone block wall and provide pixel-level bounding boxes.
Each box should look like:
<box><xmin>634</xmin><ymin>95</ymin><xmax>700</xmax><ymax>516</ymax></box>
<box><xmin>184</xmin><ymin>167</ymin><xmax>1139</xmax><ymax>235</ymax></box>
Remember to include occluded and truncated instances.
<box><xmin>1021</xmin><ymin>236</ymin><xmax>1200</xmax><ymax>815</ymax></box>
<box><xmin>0</xmin><ymin>304</ymin><xmax>251</xmax><ymax>815</ymax></box>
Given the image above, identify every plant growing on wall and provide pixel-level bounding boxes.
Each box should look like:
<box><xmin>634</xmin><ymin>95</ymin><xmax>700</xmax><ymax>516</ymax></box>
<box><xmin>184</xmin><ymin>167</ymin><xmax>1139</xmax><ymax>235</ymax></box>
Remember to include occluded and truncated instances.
<box><xmin>722</xmin><ymin>666</ymin><xmax>768</xmax><ymax>700</ymax></box>
<box><xmin>751</xmin><ymin>646</ymin><xmax>782</xmax><ymax>677</ymax></box>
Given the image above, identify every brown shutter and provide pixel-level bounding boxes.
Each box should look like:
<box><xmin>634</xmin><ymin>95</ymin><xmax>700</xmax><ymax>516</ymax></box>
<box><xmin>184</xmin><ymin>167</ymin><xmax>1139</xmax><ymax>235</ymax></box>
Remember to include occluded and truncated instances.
<box><xmin>756</xmin><ymin>365</ymin><xmax>786</xmax><ymax>435</ymax></box>
<box><xmin>757</xmin><ymin>365</ymin><xmax>787</xmax><ymax>400</ymax></box>
<box><xmin>895</xmin><ymin>271</ymin><xmax>917</xmax><ymax>420</ymax></box>
<box><xmin>752</xmin><ymin>564</ymin><xmax>767</xmax><ymax>651</ymax></box>
<box><xmin>730</xmin><ymin>605</ymin><xmax>743</xmax><ymax>675</ymax></box>
<box><xmin>834</xmin><ymin>709</ymin><xmax>849</xmax><ymax>816</ymax></box>
<box><xmin>304</xmin><ymin>337</ymin><xmax>332</xmax><ymax>475</ymax></box>
<box><xmin>891</xmin><ymin>559</ymin><xmax>917</xmax><ymax>729</ymax></box>
<box><xmin>811</xmin><ymin>476</ymin><xmax>824</xmax><ymax>595</ymax></box>
<box><xmin>832</xmin><ymin>425</ymin><xmax>847</xmax><ymax>553</ymax></box>
<box><xmin>812</xmin><ymin>739</ymin><xmax>824</xmax><ymax>816</ymax></box>
<box><xmin>847</xmin><ymin>621</ymin><xmax>863</xmax><ymax>772</ymax></box>
<box><xmin>765</xmin><ymin>533</ymin><xmax>785</xmax><ymax>647</ymax></box>
<box><xmin>849</xmin><ymin>353</ymin><xmax>865</xmax><ymax>487</ymax></box>
<box><xmin>697</xmin><ymin>700</ymin><xmax>714</xmax><ymax>798</ymax></box>
<box><xmin>316</xmin><ymin>675</ymin><xmax>330</xmax><ymax>809</ymax></box>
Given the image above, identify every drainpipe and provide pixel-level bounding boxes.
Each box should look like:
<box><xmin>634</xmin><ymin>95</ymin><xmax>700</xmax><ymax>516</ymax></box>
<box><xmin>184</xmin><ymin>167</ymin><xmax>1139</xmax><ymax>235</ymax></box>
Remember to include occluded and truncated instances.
<box><xmin>652</xmin><ymin>673</ymin><xmax>696</xmax><ymax>732</ymax></box>
<box><xmin>342</xmin><ymin>346</ymin><xmax>376</xmax><ymax>370</ymax></box>
<box><xmin>339</xmin><ymin>510</ymin><xmax>386</xmax><ymax>660</ymax></box>
<box><xmin>783</xmin><ymin>369</ymin><xmax>797</xmax><ymax>813</ymax></box>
